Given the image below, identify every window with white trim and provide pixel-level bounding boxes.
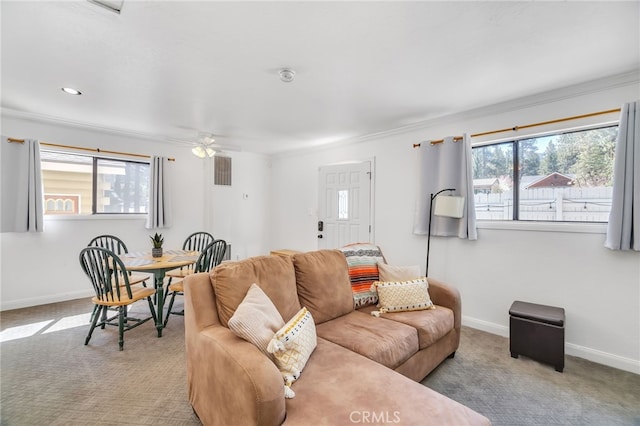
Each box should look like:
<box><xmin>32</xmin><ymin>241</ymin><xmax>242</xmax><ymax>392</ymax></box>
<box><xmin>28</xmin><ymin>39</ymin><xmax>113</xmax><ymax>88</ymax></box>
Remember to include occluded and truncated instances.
<box><xmin>472</xmin><ymin>125</ymin><xmax>617</xmax><ymax>222</ymax></box>
<box><xmin>41</xmin><ymin>151</ymin><xmax>150</xmax><ymax>215</ymax></box>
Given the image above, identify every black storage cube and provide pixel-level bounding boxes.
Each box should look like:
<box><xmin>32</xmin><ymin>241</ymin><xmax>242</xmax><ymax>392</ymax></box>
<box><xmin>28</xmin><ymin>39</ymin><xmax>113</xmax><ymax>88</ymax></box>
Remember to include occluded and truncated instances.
<box><xmin>509</xmin><ymin>300</ymin><xmax>565</xmax><ymax>372</ymax></box>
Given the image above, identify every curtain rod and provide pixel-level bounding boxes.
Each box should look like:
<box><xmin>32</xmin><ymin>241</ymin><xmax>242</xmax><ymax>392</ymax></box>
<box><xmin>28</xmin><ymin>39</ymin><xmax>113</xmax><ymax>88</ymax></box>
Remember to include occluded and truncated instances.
<box><xmin>412</xmin><ymin>107</ymin><xmax>622</xmax><ymax>148</ymax></box>
<box><xmin>6</xmin><ymin>137</ymin><xmax>176</xmax><ymax>161</ymax></box>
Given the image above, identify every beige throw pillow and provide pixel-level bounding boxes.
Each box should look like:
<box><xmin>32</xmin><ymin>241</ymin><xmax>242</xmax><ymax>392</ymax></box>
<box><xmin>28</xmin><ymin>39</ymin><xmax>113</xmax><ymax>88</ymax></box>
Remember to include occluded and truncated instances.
<box><xmin>227</xmin><ymin>283</ymin><xmax>285</xmax><ymax>361</ymax></box>
<box><xmin>370</xmin><ymin>278</ymin><xmax>435</xmax><ymax>316</ymax></box>
<box><xmin>377</xmin><ymin>263</ymin><xmax>421</xmax><ymax>282</ymax></box>
<box><xmin>267</xmin><ymin>307</ymin><xmax>317</xmax><ymax>399</ymax></box>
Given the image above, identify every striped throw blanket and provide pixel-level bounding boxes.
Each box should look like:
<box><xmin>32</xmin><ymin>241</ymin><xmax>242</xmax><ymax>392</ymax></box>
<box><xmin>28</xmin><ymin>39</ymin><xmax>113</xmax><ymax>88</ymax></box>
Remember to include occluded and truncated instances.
<box><xmin>339</xmin><ymin>243</ymin><xmax>386</xmax><ymax>308</ymax></box>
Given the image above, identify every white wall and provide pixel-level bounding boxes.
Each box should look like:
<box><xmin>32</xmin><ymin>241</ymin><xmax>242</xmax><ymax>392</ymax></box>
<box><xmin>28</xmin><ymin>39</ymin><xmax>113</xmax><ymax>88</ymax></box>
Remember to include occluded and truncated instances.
<box><xmin>0</xmin><ymin>114</ymin><xmax>271</xmax><ymax>310</ymax></box>
<box><xmin>268</xmin><ymin>73</ymin><xmax>640</xmax><ymax>374</ymax></box>
<box><xmin>1</xmin><ymin>74</ymin><xmax>638</xmax><ymax>374</ymax></box>
<box><xmin>210</xmin><ymin>151</ymin><xmax>272</xmax><ymax>260</ymax></box>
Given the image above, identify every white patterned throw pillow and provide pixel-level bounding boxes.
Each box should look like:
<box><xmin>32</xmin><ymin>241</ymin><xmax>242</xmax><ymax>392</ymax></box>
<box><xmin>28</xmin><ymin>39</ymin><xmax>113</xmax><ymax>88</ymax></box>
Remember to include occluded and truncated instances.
<box><xmin>370</xmin><ymin>277</ymin><xmax>435</xmax><ymax>316</ymax></box>
<box><xmin>267</xmin><ymin>307</ymin><xmax>317</xmax><ymax>398</ymax></box>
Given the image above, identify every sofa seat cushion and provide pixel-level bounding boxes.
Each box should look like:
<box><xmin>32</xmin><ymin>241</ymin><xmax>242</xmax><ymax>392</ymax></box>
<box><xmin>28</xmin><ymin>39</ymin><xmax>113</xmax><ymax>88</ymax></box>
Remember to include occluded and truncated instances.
<box><xmin>283</xmin><ymin>338</ymin><xmax>490</xmax><ymax>426</ymax></box>
<box><xmin>292</xmin><ymin>250</ymin><xmax>354</xmax><ymax>324</ymax></box>
<box><xmin>315</xmin><ymin>311</ymin><xmax>418</xmax><ymax>369</ymax></box>
<box><xmin>212</xmin><ymin>255</ymin><xmax>301</xmax><ymax>327</ymax></box>
<box><xmin>358</xmin><ymin>305</ymin><xmax>455</xmax><ymax>349</ymax></box>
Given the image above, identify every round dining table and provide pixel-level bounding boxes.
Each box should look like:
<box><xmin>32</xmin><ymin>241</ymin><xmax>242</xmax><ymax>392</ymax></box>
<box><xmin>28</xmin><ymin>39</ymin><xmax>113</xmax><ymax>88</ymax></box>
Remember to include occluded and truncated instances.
<box><xmin>122</xmin><ymin>250</ymin><xmax>199</xmax><ymax>337</ymax></box>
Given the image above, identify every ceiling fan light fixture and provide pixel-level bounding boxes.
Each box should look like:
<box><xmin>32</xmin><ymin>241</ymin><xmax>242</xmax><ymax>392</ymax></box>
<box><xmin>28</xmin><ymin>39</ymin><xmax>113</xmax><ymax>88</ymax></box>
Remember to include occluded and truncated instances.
<box><xmin>191</xmin><ymin>145</ymin><xmax>216</xmax><ymax>158</ymax></box>
<box><xmin>191</xmin><ymin>146</ymin><xmax>206</xmax><ymax>158</ymax></box>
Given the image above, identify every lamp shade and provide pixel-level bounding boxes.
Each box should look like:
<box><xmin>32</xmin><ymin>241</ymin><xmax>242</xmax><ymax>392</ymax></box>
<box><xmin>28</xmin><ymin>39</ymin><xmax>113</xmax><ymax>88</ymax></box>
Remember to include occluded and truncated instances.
<box><xmin>433</xmin><ymin>195</ymin><xmax>465</xmax><ymax>218</ymax></box>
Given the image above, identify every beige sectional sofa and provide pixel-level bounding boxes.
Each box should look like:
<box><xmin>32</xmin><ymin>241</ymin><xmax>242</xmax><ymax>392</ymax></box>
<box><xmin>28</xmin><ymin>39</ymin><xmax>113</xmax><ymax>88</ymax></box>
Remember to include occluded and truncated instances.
<box><xmin>183</xmin><ymin>249</ymin><xmax>490</xmax><ymax>425</ymax></box>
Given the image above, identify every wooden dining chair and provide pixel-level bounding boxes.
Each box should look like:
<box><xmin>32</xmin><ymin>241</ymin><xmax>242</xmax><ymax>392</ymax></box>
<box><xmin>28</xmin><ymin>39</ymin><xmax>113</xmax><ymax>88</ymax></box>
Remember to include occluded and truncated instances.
<box><xmin>165</xmin><ymin>232</ymin><xmax>215</xmax><ymax>283</ymax></box>
<box><xmin>87</xmin><ymin>235</ymin><xmax>150</xmax><ymax>324</ymax></box>
<box><xmin>164</xmin><ymin>232</ymin><xmax>214</xmax><ymax>303</ymax></box>
<box><xmin>163</xmin><ymin>239</ymin><xmax>227</xmax><ymax>327</ymax></box>
<box><xmin>87</xmin><ymin>235</ymin><xmax>149</xmax><ymax>286</ymax></box>
<box><xmin>79</xmin><ymin>246</ymin><xmax>157</xmax><ymax>351</ymax></box>
<box><xmin>182</xmin><ymin>231</ymin><xmax>216</xmax><ymax>252</ymax></box>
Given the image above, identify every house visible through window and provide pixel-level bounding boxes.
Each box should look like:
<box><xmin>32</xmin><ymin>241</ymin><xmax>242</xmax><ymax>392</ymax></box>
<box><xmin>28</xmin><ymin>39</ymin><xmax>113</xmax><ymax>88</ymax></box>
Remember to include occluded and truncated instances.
<box><xmin>472</xmin><ymin>125</ymin><xmax>617</xmax><ymax>222</ymax></box>
<box><xmin>45</xmin><ymin>195</ymin><xmax>80</xmax><ymax>215</ymax></box>
<box><xmin>40</xmin><ymin>151</ymin><xmax>150</xmax><ymax>215</ymax></box>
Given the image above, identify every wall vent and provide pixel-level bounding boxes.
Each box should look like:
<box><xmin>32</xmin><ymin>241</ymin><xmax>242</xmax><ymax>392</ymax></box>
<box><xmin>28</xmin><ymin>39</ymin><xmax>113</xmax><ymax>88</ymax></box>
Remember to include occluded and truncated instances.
<box><xmin>214</xmin><ymin>156</ymin><xmax>232</xmax><ymax>186</ymax></box>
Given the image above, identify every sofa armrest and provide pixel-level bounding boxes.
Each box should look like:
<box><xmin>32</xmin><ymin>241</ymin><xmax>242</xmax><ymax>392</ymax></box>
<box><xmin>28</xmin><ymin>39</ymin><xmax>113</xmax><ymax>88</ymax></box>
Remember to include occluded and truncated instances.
<box><xmin>184</xmin><ymin>272</ymin><xmax>220</xmax><ymax>330</ymax></box>
<box><xmin>184</xmin><ymin>273</ymin><xmax>286</xmax><ymax>426</ymax></box>
<box><xmin>427</xmin><ymin>278</ymin><xmax>461</xmax><ymax>330</ymax></box>
<box><xmin>189</xmin><ymin>326</ymin><xmax>286</xmax><ymax>426</ymax></box>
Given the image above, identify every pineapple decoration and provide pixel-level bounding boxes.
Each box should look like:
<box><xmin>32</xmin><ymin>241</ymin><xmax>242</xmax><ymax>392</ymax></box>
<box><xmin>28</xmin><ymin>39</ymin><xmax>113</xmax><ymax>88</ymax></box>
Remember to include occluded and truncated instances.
<box><xmin>150</xmin><ymin>233</ymin><xmax>164</xmax><ymax>258</ymax></box>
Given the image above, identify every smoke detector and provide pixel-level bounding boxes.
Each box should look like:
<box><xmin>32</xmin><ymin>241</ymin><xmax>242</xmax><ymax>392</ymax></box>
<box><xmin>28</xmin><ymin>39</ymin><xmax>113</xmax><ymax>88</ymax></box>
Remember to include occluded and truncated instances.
<box><xmin>279</xmin><ymin>68</ymin><xmax>295</xmax><ymax>83</ymax></box>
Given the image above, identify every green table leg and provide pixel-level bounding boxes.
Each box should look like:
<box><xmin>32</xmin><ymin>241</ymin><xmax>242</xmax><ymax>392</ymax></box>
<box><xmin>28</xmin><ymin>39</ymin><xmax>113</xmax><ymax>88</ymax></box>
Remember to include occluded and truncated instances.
<box><xmin>154</xmin><ymin>271</ymin><xmax>165</xmax><ymax>337</ymax></box>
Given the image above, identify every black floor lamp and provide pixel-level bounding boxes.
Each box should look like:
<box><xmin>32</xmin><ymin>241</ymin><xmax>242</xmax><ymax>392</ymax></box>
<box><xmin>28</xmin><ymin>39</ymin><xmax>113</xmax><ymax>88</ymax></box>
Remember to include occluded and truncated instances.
<box><xmin>426</xmin><ymin>188</ymin><xmax>465</xmax><ymax>277</ymax></box>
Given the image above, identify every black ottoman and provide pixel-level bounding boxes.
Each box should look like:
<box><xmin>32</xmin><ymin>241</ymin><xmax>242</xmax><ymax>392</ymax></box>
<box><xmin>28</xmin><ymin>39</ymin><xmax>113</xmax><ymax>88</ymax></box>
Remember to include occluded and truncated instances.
<box><xmin>509</xmin><ymin>300</ymin><xmax>565</xmax><ymax>372</ymax></box>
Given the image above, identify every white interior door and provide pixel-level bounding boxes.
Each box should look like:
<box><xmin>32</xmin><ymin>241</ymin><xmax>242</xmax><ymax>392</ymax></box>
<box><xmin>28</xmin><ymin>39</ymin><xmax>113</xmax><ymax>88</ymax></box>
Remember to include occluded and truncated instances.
<box><xmin>318</xmin><ymin>161</ymin><xmax>372</xmax><ymax>249</ymax></box>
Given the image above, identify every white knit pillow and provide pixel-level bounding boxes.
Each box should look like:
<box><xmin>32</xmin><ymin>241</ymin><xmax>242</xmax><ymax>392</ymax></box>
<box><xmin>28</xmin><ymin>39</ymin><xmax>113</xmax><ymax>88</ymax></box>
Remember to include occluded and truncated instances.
<box><xmin>370</xmin><ymin>278</ymin><xmax>435</xmax><ymax>316</ymax></box>
<box><xmin>228</xmin><ymin>283</ymin><xmax>285</xmax><ymax>361</ymax></box>
<box><xmin>267</xmin><ymin>307</ymin><xmax>317</xmax><ymax>398</ymax></box>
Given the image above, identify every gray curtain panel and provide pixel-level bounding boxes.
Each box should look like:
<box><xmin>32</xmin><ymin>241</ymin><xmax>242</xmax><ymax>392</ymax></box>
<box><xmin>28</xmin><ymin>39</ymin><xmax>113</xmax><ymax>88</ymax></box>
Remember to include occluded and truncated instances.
<box><xmin>605</xmin><ymin>101</ymin><xmax>640</xmax><ymax>251</ymax></box>
<box><xmin>146</xmin><ymin>156</ymin><xmax>173</xmax><ymax>229</ymax></box>
<box><xmin>1</xmin><ymin>137</ymin><xmax>44</xmax><ymax>233</ymax></box>
<box><xmin>413</xmin><ymin>134</ymin><xmax>477</xmax><ymax>240</ymax></box>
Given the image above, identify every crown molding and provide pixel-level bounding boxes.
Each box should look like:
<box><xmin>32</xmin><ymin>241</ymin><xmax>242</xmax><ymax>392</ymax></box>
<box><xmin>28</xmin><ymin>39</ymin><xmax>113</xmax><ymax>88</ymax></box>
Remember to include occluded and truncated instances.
<box><xmin>1</xmin><ymin>107</ymin><xmax>175</xmax><ymax>145</ymax></box>
<box><xmin>1</xmin><ymin>107</ymin><xmax>246</xmax><ymax>152</ymax></box>
<box><xmin>3</xmin><ymin>69</ymin><xmax>638</xmax><ymax>158</ymax></box>
<box><xmin>272</xmin><ymin>69</ymin><xmax>640</xmax><ymax>159</ymax></box>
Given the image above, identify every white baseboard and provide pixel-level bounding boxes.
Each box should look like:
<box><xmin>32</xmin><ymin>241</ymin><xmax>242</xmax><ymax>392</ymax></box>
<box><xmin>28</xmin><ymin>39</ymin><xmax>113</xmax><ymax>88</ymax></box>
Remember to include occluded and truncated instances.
<box><xmin>462</xmin><ymin>315</ymin><xmax>640</xmax><ymax>375</ymax></box>
<box><xmin>462</xmin><ymin>315</ymin><xmax>510</xmax><ymax>337</ymax></box>
<box><xmin>1</xmin><ymin>289</ymin><xmax>94</xmax><ymax>311</ymax></box>
<box><xmin>564</xmin><ymin>343</ymin><xmax>640</xmax><ymax>375</ymax></box>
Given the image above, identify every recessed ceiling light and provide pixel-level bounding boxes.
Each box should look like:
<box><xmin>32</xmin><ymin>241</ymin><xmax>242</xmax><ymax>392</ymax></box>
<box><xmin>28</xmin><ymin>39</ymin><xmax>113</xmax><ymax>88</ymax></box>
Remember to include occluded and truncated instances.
<box><xmin>279</xmin><ymin>68</ymin><xmax>295</xmax><ymax>83</ymax></box>
<box><xmin>61</xmin><ymin>87</ymin><xmax>82</xmax><ymax>95</ymax></box>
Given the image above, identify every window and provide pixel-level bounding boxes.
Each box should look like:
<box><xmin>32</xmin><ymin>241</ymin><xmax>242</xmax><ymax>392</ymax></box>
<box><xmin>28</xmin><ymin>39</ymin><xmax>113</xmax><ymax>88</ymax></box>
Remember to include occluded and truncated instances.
<box><xmin>338</xmin><ymin>189</ymin><xmax>349</xmax><ymax>219</ymax></box>
<box><xmin>472</xmin><ymin>125</ymin><xmax>617</xmax><ymax>222</ymax></box>
<box><xmin>41</xmin><ymin>151</ymin><xmax>150</xmax><ymax>216</ymax></box>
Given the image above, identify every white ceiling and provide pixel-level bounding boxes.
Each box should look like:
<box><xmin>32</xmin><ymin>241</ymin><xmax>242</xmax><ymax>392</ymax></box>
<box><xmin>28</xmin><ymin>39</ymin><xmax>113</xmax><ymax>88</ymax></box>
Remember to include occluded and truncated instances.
<box><xmin>2</xmin><ymin>1</ymin><xmax>639</xmax><ymax>155</ymax></box>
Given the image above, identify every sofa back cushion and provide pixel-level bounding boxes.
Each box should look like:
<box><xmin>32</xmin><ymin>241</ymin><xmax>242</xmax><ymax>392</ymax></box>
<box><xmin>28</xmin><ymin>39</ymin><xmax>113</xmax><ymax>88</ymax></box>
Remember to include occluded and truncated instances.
<box><xmin>212</xmin><ymin>255</ymin><xmax>301</xmax><ymax>327</ymax></box>
<box><xmin>292</xmin><ymin>250</ymin><xmax>354</xmax><ymax>324</ymax></box>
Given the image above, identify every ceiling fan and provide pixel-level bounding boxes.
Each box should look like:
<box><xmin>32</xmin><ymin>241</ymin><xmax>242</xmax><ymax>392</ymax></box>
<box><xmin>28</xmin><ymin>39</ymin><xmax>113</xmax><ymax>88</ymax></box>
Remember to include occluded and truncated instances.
<box><xmin>191</xmin><ymin>132</ymin><xmax>218</xmax><ymax>158</ymax></box>
<box><xmin>166</xmin><ymin>129</ymin><xmax>241</xmax><ymax>158</ymax></box>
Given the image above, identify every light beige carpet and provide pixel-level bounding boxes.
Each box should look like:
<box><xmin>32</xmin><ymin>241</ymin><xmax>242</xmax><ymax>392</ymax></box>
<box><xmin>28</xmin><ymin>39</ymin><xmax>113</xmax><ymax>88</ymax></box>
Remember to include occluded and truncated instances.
<box><xmin>1</xmin><ymin>298</ymin><xmax>639</xmax><ymax>425</ymax></box>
